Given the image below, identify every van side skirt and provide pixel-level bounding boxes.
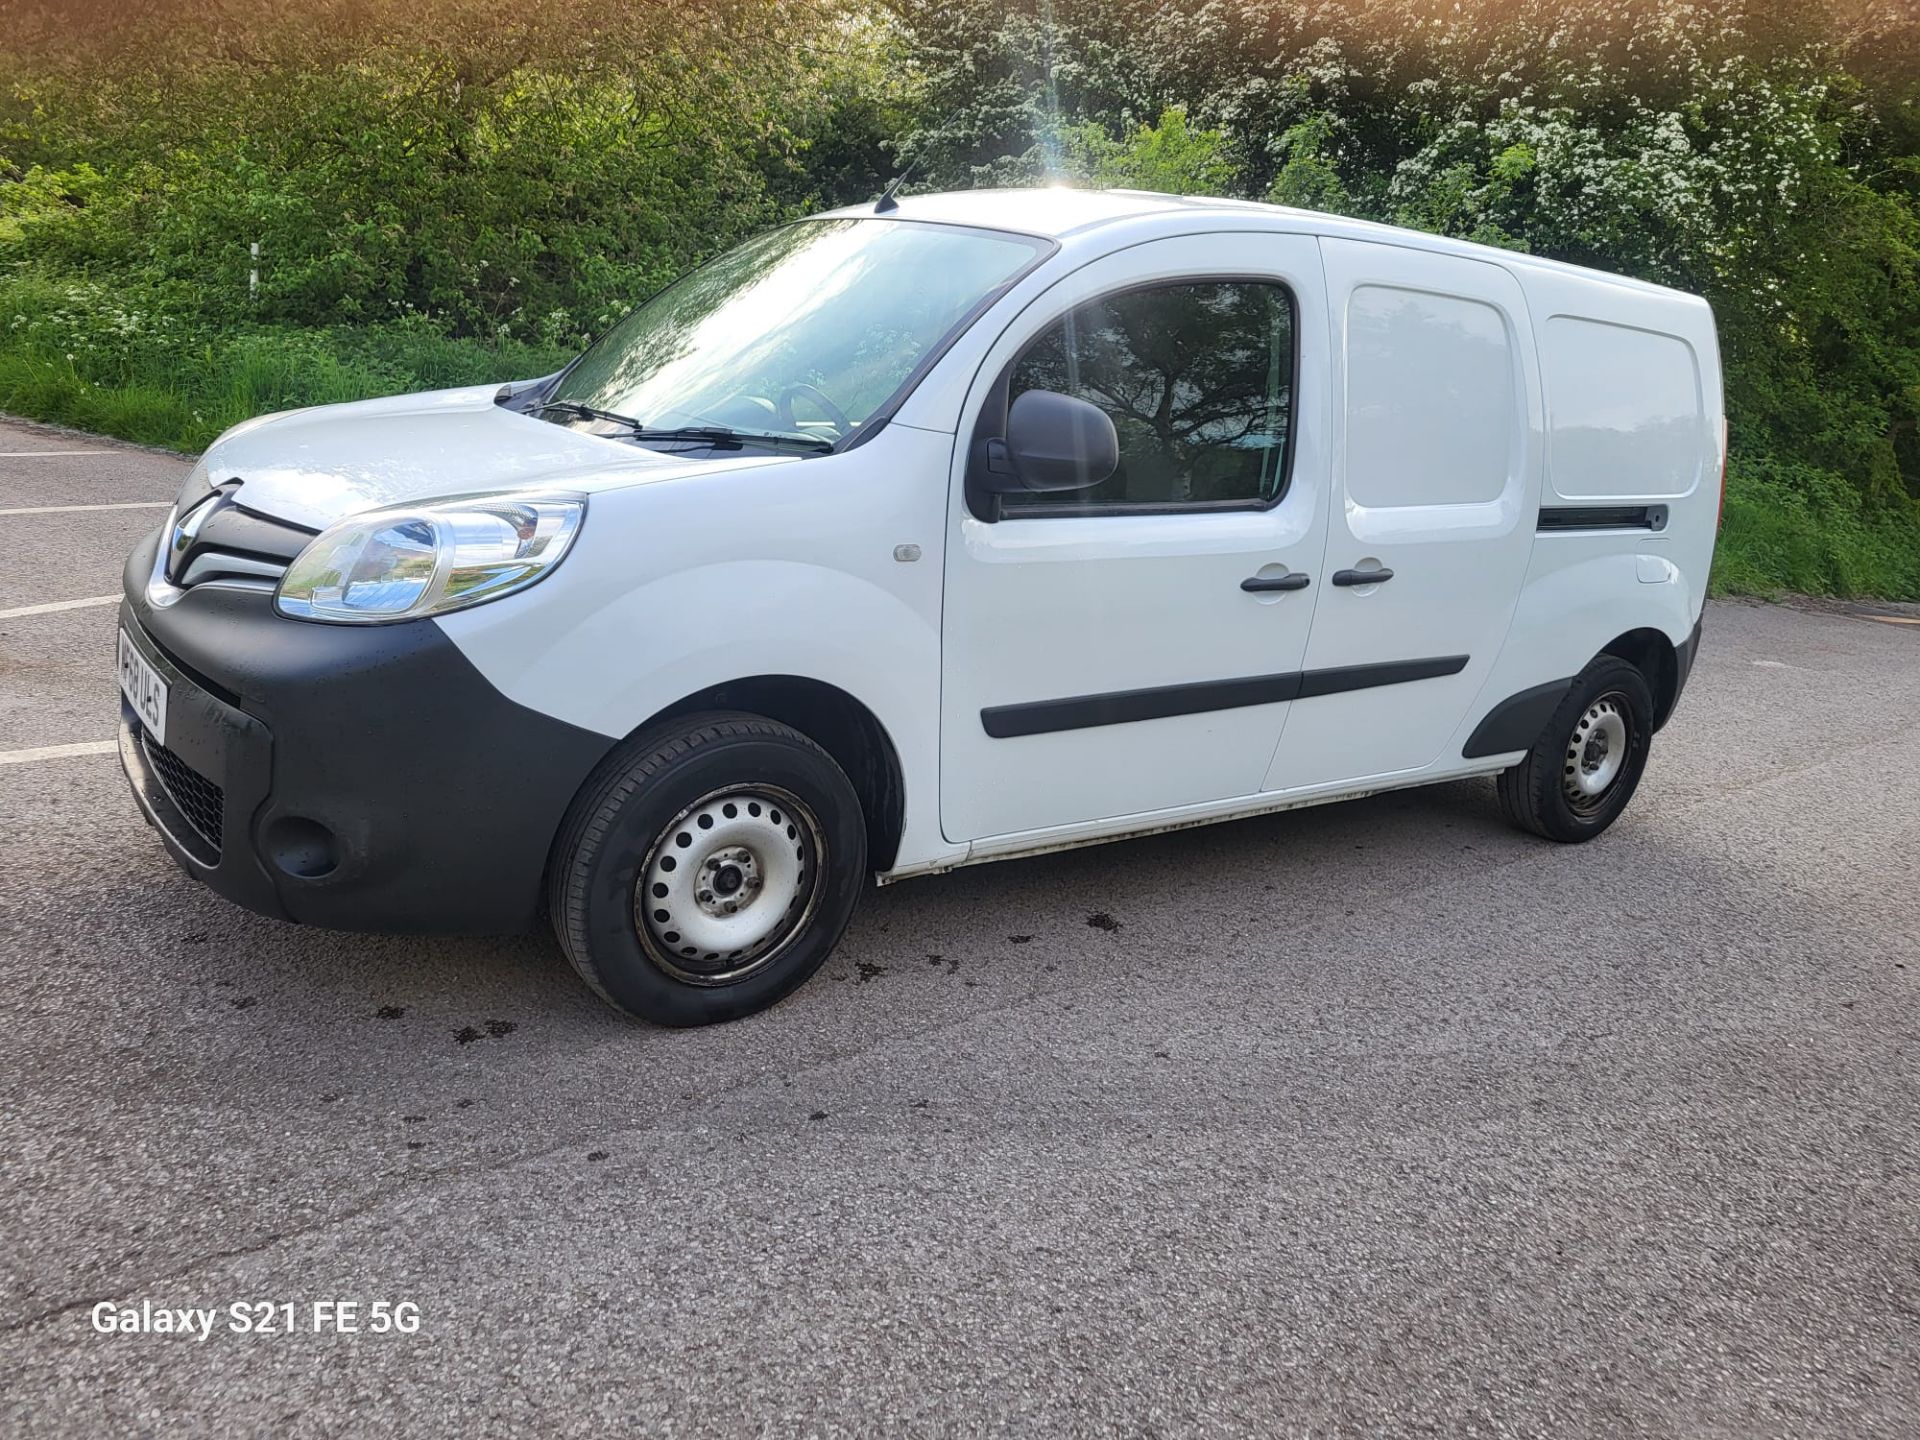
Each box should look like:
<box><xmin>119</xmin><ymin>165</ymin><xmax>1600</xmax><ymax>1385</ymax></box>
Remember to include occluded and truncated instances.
<box><xmin>877</xmin><ymin>757</ymin><xmax>1512</xmax><ymax>884</ymax></box>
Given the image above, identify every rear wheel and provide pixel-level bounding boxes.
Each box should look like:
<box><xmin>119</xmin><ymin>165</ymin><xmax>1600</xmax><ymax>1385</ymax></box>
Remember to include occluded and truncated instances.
<box><xmin>1497</xmin><ymin>656</ymin><xmax>1654</xmax><ymax>843</ymax></box>
<box><xmin>548</xmin><ymin>713</ymin><xmax>866</xmax><ymax>1026</ymax></box>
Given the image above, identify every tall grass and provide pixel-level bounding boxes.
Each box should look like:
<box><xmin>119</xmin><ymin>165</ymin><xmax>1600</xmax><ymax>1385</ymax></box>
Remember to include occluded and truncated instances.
<box><xmin>0</xmin><ymin>330</ymin><xmax>570</xmax><ymax>452</ymax></box>
<box><xmin>1713</xmin><ymin>459</ymin><xmax>1920</xmax><ymax>599</ymax></box>
<box><xmin>0</xmin><ymin>275</ymin><xmax>570</xmax><ymax>450</ymax></box>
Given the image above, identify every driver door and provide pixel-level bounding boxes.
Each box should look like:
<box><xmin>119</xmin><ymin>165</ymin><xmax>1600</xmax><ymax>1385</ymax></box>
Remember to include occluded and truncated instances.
<box><xmin>939</xmin><ymin>232</ymin><xmax>1332</xmax><ymax>844</ymax></box>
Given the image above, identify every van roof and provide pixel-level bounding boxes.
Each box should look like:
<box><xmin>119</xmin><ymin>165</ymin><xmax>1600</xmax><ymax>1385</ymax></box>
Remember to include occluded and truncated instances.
<box><xmin>816</xmin><ymin>186</ymin><xmax>1697</xmax><ymax>303</ymax></box>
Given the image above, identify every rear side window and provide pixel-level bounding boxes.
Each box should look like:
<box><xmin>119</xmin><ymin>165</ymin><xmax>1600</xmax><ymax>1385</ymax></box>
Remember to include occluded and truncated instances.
<box><xmin>1002</xmin><ymin>280</ymin><xmax>1295</xmax><ymax>513</ymax></box>
<box><xmin>1344</xmin><ymin>285</ymin><xmax>1518</xmax><ymax>508</ymax></box>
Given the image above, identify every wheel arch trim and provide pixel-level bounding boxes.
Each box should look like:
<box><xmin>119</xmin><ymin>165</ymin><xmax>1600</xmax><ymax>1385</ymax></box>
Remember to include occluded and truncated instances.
<box><xmin>633</xmin><ymin>675</ymin><xmax>908</xmax><ymax>873</ymax></box>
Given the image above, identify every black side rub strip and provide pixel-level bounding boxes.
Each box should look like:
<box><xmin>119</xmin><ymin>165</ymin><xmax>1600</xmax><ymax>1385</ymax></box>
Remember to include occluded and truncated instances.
<box><xmin>981</xmin><ymin>655</ymin><xmax>1469</xmax><ymax>739</ymax></box>
<box><xmin>1538</xmin><ymin>504</ymin><xmax>1668</xmax><ymax>532</ymax></box>
<box><xmin>1296</xmin><ymin>655</ymin><xmax>1469</xmax><ymax>699</ymax></box>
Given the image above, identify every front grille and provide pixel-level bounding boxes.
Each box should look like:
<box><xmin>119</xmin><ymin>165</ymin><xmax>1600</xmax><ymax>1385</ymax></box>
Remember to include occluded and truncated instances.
<box><xmin>141</xmin><ymin>730</ymin><xmax>224</xmax><ymax>854</ymax></box>
<box><xmin>174</xmin><ymin>549</ymin><xmax>290</xmax><ymax>588</ymax></box>
<box><xmin>167</xmin><ymin>492</ymin><xmax>313</xmax><ymax>591</ymax></box>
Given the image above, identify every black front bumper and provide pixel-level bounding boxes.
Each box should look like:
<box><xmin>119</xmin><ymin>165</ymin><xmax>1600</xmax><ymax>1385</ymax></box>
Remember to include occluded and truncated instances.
<box><xmin>119</xmin><ymin>531</ymin><xmax>615</xmax><ymax>933</ymax></box>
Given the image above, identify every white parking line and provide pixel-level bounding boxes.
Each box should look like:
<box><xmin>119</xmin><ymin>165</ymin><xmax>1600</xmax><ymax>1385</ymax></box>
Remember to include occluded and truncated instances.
<box><xmin>0</xmin><ymin>595</ymin><xmax>120</xmax><ymax>620</ymax></box>
<box><xmin>0</xmin><ymin>502</ymin><xmax>170</xmax><ymax>516</ymax></box>
<box><xmin>0</xmin><ymin>450</ymin><xmax>110</xmax><ymax>457</ymax></box>
<box><xmin>0</xmin><ymin>740</ymin><xmax>118</xmax><ymax>765</ymax></box>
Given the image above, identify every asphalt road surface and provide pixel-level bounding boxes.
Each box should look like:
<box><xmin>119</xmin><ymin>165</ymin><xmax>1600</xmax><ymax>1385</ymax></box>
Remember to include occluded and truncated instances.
<box><xmin>2</xmin><ymin>417</ymin><xmax>1917</xmax><ymax>1436</ymax></box>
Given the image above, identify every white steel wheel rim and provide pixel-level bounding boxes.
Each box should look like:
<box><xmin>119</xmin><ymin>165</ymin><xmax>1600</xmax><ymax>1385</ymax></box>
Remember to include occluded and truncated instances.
<box><xmin>1564</xmin><ymin>694</ymin><xmax>1630</xmax><ymax>811</ymax></box>
<box><xmin>634</xmin><ymin>785</ymin><xmax>824</xmax><ymax>986</ymax></box>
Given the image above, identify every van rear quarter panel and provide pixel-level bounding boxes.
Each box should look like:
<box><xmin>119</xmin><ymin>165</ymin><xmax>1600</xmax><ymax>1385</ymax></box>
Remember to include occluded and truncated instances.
<box><xmin>1452</xmin><ymin>262</ymin><xmax>1722</xmax><ymax>758</ymax></box>
<box><xmin>1518</xmin><ymin>261</ymin><xmax>1722</xmax><ymax>529</ymax></box>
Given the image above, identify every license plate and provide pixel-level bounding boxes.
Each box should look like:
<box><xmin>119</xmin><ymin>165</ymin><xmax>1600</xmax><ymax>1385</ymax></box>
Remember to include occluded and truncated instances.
<box><xmin>118</xmin><ymin>626</ymin><xmax>169</xmax><ymax>746</ymax></box>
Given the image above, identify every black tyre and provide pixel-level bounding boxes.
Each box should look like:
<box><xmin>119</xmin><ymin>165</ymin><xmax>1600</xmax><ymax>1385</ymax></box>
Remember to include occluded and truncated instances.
<box><xmin>1496</xmin><ymin>656</ymin><xmax>1654</xmax><ymax>843</ymax></box>
<box><xmin>547</xmin><ymin>712</ymin><xmax>867</xmax><ymax>1026</ymax></box>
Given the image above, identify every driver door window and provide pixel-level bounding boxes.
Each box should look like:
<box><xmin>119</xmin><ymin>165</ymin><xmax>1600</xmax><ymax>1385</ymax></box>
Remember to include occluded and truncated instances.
<box><xmin>1002</xmin><ymin>280</ymin><xmax>1295</xmax><ymax>514</ymax></box>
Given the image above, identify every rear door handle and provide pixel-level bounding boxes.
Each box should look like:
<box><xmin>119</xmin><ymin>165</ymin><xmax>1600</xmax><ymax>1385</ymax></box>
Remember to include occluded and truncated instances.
<box><xmin>1241</xmin><ymin>572</ymin><xmax>1311</xmax><ymax>593</ymax></box>
<box><xmin>1330</xmin><ymin>566</ymin><xmax>1394</xmax><ymax>587</ymax></box>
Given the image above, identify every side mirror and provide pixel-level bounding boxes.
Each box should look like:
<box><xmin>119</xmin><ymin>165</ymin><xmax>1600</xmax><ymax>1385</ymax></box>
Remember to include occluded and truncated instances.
<box><xmin>977</xmin><ymin>390</ymin><xmax>1119</xmax><ymax>495</ymax></box>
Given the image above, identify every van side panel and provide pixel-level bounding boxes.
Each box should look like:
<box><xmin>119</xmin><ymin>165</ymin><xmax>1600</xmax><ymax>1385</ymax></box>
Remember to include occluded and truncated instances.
<box><xmin>1540</xmin><ymin>315</ymin><xmax>1708</xmax><ymax>501</ymax></box>
<box><xmin>1449</xmin><ymin>262</ymin><xmax>1722</xmax><ymax>761</ymax></box>
<box><xmin>1261</xmin><ymin>238</ymin><xmax>1543</xmax><ymax>793</ymax></box>
<box><xmin>1516</xmin><ymin>261</ymin><xmax>1722</xmax><ymax>574</ymax></box>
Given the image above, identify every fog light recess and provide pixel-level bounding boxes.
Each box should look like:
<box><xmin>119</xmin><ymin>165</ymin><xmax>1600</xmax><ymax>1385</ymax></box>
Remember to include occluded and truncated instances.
<box><xmin>263</xmin><ymin>816</ymin><xmax>339</xmax><ymax>879</ymax></box>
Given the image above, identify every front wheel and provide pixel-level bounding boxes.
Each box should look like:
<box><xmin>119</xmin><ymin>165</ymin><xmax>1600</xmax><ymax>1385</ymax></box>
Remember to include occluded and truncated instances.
<box><xmin>548</xmin><ymin>713</ymin><xmax>867</xmax><ymax>1026</ymax></box>
<box><xmin>1496</xmin><ymin>656</ymin><xmax>1654</xmax><ymax>843</ymax></box>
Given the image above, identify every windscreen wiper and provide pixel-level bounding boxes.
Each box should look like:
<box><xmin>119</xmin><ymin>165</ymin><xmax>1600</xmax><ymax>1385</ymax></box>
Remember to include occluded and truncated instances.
<box><xmin>533</xmin><ymin>399</ymin><xmax>647</xmax><ymax>431</ymax></box>
<box><xmin>626</xmin><ymin>426</ymin><xmax>835</xmax><ymax>454</ymax></box>
<box><xmin>535</xmin><ymin>404</ymin><xmax>833</xmax><ymax>454</ymax></box>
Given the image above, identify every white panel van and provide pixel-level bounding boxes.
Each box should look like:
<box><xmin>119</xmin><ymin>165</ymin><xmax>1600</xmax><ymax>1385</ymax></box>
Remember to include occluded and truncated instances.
<box><xmin>118</xmin><ymin>188</ymin><xmax>1723</xmax><ymax>1026</ymax></box>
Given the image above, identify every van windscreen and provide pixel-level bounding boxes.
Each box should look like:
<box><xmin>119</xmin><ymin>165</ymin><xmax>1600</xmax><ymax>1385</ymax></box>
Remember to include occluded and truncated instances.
<box><xmin>547</xmin><ymin>219</ymin><xmax>1047</xmax><ymax>449</ymax></box>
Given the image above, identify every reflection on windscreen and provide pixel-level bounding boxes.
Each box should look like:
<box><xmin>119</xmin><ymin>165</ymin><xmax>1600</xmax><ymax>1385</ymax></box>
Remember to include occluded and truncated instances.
<box><xmin>551</xmin><ymin>219</ymin><xmax>1044</xmax><ymax>440</ymax></box>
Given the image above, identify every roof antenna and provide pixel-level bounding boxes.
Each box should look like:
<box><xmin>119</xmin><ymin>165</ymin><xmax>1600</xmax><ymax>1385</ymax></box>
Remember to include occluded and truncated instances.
<box><xmin>874</xmin><ymin>156</ymin><xmax>920</xmax><ymax>214</ymax></box>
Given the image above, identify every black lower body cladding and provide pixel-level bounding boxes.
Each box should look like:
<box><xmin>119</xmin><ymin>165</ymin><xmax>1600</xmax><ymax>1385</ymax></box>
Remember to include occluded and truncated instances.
<box><xmin>118</xmin><ymin>530</ymin><xmax>615</xmax><ymax>933</ymax></box>
<box><xmin>1463</xmin><ymin>615</ymin><xmax>1704</xmax><ymax>759</ymax></box>
<box><xmin>1666</xmin><ymin>616</ymin><xmax>1703</xmax><ymax>730</ymax></box>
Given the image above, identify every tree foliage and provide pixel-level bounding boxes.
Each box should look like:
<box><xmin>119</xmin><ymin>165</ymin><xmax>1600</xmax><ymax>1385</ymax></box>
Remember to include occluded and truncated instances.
<box><xmin>0</xmin><ymin>0</ymin><xmax>904</xmax><ymax>343</ymax></box>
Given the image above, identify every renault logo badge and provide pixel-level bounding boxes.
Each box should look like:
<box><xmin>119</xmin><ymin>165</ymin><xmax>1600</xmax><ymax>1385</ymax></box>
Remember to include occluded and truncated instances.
<box><xmin>165</xmin><ymin>485</ymin><xmax>237</xmax><ymax>585</ymax></box>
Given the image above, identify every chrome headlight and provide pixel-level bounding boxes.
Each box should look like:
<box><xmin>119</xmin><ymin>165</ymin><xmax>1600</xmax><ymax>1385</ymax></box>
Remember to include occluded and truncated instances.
<box><xmin>276</xmin><ymin>492</ymin><xmax>586</xmax><ymax>623</ymax></box>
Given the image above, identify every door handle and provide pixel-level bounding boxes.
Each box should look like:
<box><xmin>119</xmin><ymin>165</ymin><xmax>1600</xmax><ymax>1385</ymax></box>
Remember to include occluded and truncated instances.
<box><xmin>1330</xmin><ymin>566</ymin><xmax>1394</xmax><ymax>587</ymax></box>
<box><xmin>1241</xmin><ymin>572</ymin><xmax>1311</xmax><ymax>593</ymax></box>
